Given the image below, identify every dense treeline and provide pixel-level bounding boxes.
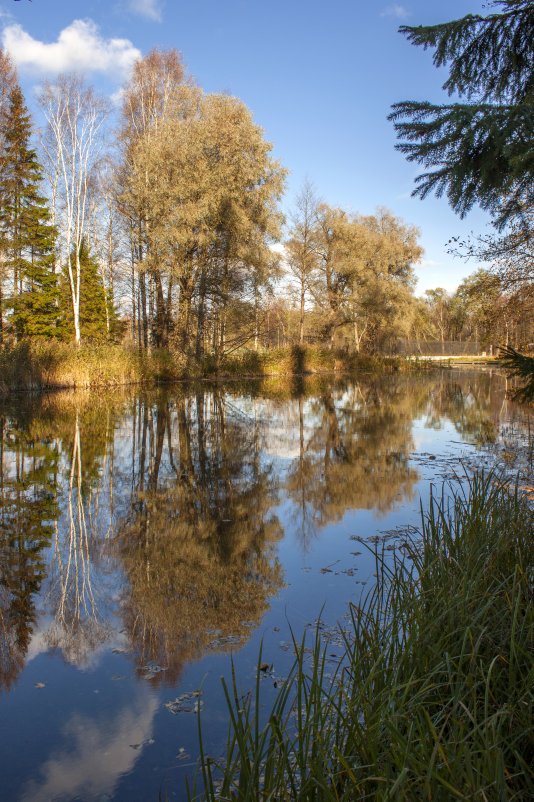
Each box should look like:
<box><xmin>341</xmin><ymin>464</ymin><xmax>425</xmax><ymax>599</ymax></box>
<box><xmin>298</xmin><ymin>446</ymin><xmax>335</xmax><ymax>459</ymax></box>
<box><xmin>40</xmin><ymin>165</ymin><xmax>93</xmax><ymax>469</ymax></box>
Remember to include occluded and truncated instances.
<box><xmin>0</xmin><ymin>45</ymin><xmax>531</xmax><ymax>362</ymax></box>
<box><xmin>412</xmin><ymin>270</ymin><xmax>533</xmax><ymax>353</ymax></box>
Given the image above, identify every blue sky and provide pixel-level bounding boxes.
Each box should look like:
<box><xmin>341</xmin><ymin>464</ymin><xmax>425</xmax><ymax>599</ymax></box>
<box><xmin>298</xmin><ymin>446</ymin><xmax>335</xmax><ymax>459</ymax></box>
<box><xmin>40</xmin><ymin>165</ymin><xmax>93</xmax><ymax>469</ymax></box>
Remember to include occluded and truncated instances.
<box><xmin>1</xmin><ymin>0</ymin><xmax>491</xmax><ymax>294</ymax></box>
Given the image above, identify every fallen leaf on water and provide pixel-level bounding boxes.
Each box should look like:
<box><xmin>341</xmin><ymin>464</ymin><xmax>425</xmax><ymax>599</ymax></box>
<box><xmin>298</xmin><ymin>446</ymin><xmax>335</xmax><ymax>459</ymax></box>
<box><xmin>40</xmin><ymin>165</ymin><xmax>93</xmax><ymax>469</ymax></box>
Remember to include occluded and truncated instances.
<box><xmin>165</xmin><ymin>691</ymin><xmax>203</xmax><ymax>714</ymax></box>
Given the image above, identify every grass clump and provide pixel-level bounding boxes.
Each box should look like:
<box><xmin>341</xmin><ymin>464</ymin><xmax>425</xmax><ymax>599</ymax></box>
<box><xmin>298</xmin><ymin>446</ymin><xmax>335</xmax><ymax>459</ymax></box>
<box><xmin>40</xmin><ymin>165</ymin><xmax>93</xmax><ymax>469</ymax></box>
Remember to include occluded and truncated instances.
<box><xmin>217</xmin><ymin>345</ymin><xmax>415</xmax><ymax>378</ymax></box>
<box><xmin>0</xmin><ymin>340</ymin><xmax>185</xmax><ymax>394</ymax></box>
<box><xmin>193</xmin><ymin>472</ymin><xmax>534</xmax><ymax>801</ymax></box>
<box><xmin>0</xmin><ymin>342</ymin><xmax>420</xmax><ymax>396</ymax></box>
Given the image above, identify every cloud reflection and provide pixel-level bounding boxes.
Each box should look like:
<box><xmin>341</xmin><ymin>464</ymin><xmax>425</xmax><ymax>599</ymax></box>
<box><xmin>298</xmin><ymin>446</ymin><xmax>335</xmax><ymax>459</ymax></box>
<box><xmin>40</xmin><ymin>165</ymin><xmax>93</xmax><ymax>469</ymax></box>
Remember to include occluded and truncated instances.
<box><xmin>21</xmin><ymin>688</ymin><xmax>158</xmax><ymax>802</ymax></box>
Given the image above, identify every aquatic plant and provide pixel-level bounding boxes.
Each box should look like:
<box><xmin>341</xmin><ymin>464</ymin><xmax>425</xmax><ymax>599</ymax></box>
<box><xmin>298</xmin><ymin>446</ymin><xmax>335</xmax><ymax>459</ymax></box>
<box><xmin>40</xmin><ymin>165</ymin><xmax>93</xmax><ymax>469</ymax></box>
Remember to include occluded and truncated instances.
<box><xmin>192</xmin><ymin>472</ymin><xmax>534</xmax><ymax>801</ymax></box>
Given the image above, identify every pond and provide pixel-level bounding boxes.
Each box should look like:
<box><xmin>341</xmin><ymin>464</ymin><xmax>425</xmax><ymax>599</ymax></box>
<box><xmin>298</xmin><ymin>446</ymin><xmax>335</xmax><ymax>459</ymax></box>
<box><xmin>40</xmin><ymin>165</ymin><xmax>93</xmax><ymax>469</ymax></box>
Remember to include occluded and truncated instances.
<box><xmin>0</xmin><ymin>368</ymin><xmax>531</xmax><ymax>802</ymax></box>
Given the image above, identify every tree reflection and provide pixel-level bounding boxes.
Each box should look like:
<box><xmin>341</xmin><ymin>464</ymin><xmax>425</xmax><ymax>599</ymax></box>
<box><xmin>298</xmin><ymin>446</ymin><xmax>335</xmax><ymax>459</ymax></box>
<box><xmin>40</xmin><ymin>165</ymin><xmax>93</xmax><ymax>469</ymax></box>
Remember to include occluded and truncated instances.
<box><xmin>0</xmin><ymin>394</ymin><xmax>123</xmax><ymax>683</ymax></box>
<box><xmin>0</xmin><ymin>407</ymin><xmax>58</xmax><ymax>691</ymax></box>
<box><xmin>423</xmin><ymin>371</ymin><xmax>507</xmax><ymax>445</ymax></box>
<box><xmin>45</xmin><ymin>408</ymin><xmax>115</xmax><ymax>667</ymax></box>
<box><xmin>115</xmin><ymin>390</ymin><xmax>283</xmax><ymax>684</ymax></box>
<box><xmin>285</xmin><ymin>376</ymin><xmax>427</xmax><ymax>538</ymax></box>
<box><xmin>0</xmin><ymin>370</ymin><xmax>525</xmax><ymax>691</ymax></box>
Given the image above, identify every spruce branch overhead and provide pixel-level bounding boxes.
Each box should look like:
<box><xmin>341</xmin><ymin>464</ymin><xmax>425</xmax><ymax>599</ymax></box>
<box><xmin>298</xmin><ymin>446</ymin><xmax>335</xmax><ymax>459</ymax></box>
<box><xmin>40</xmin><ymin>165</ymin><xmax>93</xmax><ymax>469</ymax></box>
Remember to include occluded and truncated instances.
<box><xmin>389</xmin><ymin>0</ymin><xmax>534</xmax><ymax>230</ymax></box>
<box><xmin>499</xmin><ymin>345</ymin><xmax>534</xmax><ymax>402</ymax></box>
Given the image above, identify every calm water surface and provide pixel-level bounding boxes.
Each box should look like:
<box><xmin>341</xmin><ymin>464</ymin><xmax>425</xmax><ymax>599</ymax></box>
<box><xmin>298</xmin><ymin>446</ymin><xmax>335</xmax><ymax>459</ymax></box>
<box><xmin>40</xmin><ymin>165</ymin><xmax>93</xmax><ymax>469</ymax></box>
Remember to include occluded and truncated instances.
<box><xmin>0</xmin><ymin>369</ymin><xmax>531</xmax><ymax>802</ymax></box>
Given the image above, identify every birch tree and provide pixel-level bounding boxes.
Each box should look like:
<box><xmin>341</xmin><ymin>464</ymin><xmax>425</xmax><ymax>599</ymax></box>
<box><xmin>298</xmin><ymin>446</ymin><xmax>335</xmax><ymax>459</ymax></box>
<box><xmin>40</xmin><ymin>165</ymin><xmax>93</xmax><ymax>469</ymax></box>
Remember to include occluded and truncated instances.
<box><xmin>39</xmin><ymin>76</ymin><xmax>109</xmax><ymax>344</ymax></box>
<box><xmin>286</xmin><ymin>181</ymin><xmax>320</xmax><ymax>345</ymax></box>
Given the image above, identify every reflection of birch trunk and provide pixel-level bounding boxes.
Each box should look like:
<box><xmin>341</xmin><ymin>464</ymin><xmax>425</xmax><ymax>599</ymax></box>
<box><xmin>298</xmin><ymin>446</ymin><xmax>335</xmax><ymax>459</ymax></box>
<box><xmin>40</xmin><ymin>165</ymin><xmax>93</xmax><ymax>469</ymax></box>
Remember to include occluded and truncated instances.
<box><xmin>48</xmin><ymin>413</ymin><xmax>109</xmax><ymax>665</ymax></box>
<box><xmin>57</xmin><ymin>413</ymin><xmax>96</xmax><ymax>623</ymax></box>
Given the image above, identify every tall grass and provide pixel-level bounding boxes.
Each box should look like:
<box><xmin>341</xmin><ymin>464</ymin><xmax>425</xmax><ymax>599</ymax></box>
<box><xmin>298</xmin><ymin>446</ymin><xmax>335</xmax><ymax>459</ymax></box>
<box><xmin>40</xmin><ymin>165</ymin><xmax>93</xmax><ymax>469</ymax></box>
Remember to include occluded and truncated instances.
<box><xmin>216</xmin><ymin>346</ymin><xmax>415</xmax><ymax>378</ymax></box>
<box><xmin>0</xmin><ymin>340</ymin><xmax>182</xmax><ymax>395</ymax></box>
<box><xmin>193</xmin><ymin>473</ymin><xmax>534</xmax><ymax>801</ymax></box>
<box><xmin>0</xmin><ymin>342</ymin><xmax>420</xmax><ymax>396</ymax></box>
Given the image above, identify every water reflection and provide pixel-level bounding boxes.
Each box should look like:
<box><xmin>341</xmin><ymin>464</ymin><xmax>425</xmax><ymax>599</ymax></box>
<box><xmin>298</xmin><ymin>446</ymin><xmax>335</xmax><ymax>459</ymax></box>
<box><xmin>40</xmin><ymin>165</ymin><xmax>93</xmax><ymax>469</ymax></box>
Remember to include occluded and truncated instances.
<box><xmin>0</xmin><ymin>369</ymin><xmax>524</xmax><ymax>692</ymax></box>
<box><xmin>115</xmin><ymin>392</ymin><xmax>283</xmax><ymax>684</ymax></box>
<box><xmin>20</xmin><ymin>687</ymin><xmax>158</xmax><ymax>802</ymax></box>
<box><xmin>0</xmin><ymin>408</ymin><xmax>59</xmax><ymax>690</ymax></box>
<box><xmin>424</xmin><ymin>372</ymin><xmax>507</xmax><ymax>444</ymax></box>
<box><xmin>285</xmin><ymin>380</ymin><xmax>425</xmax><ymax>550</ymax></box>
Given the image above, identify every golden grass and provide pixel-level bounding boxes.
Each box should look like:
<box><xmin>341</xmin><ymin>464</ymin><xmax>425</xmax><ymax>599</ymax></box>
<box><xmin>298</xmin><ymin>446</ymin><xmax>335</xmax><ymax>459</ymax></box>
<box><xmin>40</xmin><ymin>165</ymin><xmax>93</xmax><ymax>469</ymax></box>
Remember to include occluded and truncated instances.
<box><xmin>0</xmin><ymin>341</ymin><xmax>423</xmax><ymax>397</ymax></box>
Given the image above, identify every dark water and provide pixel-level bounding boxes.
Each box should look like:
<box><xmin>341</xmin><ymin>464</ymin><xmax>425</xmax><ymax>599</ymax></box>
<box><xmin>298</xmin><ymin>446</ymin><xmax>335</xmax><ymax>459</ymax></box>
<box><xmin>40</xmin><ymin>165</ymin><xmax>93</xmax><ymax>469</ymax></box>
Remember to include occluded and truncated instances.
<box><xmin>0</xmin><ymin>369</ymin><xmax>531</xmax><ymax>802</ymax></box>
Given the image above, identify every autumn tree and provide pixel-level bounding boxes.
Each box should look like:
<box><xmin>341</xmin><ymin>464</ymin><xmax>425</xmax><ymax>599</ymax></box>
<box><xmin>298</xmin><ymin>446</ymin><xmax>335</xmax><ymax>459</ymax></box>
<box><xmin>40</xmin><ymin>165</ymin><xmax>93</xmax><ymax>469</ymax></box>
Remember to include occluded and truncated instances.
<box><xmin>308</xmin><ymin>205</ymin><xmax>422</xmax><ymax>350</ymax></box>
<box><xmin>117</xmin><ymin>49</ymin><xmax>189</xmax><ymax>349</ymax></box>
<box><xmin>423</xmin><ymin>288</ymin><xmax>452</xmax><ymax>352</ymax></box>
<box><xmin>285</xmin><ymin>180</ymin><xmax>320</xmax><ymax>345</ymax></box>
<box><xmin>348</xmin><ymin>210</ymin><xmax>422</xmax><ymax>351</ymax></box>
<box><xmin>118</xmin><ymin>54</ymin><xmax>285</xmax><ymax>356</ymax></box>
<box><xmin>453</xmin><ymin>268</ymin><xmax>533</xmax><ymax>348</ymax></box>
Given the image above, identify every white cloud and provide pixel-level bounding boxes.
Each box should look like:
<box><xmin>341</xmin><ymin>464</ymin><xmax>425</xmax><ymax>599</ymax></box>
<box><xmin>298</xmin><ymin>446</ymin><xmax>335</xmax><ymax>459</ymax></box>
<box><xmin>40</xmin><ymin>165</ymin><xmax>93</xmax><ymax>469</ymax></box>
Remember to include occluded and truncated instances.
<box><xmin>380</xmin><ymin>5</ymin><xmax>411</xmax><ymax>19</ymax></box>
<box><xmin>1</xmin><ymin>19</ymin><xmax>141</xmax><ymax>79</ymax></box>
<box><xmin>128</xmin><ymin>0</ymin><xmax>163</xmax><ymax>22</ymax></box>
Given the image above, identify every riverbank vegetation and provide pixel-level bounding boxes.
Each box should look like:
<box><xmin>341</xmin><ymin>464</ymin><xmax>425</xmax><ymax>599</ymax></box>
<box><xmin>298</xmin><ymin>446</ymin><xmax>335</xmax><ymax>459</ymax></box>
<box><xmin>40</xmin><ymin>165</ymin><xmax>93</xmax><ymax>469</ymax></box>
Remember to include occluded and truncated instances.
<box><xmin>0</xmin><ymin>31</ymin><xmax>531</xmax><ymax>386</ymax></box>
<box><xmin>194</xmin><ymin>472</ymin><xmax>534</xmax><ymax>801</ymax></box>
<box><xmin>0</xmin><ymin>341</ymin><xmax>420</xmax><ymax>395</ymax></box>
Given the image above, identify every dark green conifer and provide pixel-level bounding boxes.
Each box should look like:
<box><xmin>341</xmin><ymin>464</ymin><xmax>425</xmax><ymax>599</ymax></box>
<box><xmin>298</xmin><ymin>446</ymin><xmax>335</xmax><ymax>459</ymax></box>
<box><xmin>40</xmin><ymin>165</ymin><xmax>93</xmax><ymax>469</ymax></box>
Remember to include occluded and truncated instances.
<box><xmin>391</xmin><ymin>1</ymin><xmax>534</xmax><ymax>397</ymax></box>
<box><xmin>0</xmin><ymin>83</ymin><xmax>58</xmax><ymax>338</ymax></box>
<box><xmin>389</xmin><ymin>1</ymin><xmax>534</xmax><ymax>230</ymax></box>
<box><xmin>60</xmin><ymin>239</ymin><xmax>118</xmax><ymax>341</ymax></box>
<box><xmin>0</xmin><ymin>415</ymin><xmax>57</xmax><ymax>690</ymax></box>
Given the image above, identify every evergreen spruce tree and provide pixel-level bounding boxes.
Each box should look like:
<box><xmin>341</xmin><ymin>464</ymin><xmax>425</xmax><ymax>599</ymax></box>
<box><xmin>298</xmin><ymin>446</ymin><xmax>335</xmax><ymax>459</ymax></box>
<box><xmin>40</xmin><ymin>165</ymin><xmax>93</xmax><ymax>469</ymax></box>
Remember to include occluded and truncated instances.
<box><xmin>60</xmin><ymin>239</ymin><xmax>117</xmax><ymax>341</ymax></box>
<box><xmin>389</xmin><ymin>1</ymin><xmax>534</xmax><ymax>230</ymax></box>
<box><xmin>390</xmin><ymin>1</ymin><xmax>534</xmax><ymax>398</ymax></box>
<box><xmin>0</xmin><ymin>83</ymin><xmax>58</xmax><ymax>339</ymax></box>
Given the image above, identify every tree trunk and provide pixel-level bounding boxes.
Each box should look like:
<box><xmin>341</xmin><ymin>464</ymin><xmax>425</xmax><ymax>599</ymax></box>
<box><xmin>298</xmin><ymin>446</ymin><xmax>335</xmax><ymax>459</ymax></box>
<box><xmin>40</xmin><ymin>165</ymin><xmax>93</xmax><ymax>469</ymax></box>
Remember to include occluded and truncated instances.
<box><xmin>153</xmin><ymin>269</ymin><xmax>166</xmax><ymax>347</ymax></box>
<box><xmin>131</xmin><ymin>250</ymin><xmax>137</xmax><ymax>344</ymax></box>
<box><xmin>299</xmin><ymin>281</ymin><xmax>305</xmax><ymax>345</ymax></box>
<box><xmin>139</xmin><ymin>272</ymin><xmax>148</xmax><ymax>349</ymax></box>
<box><xmin>73</xmin><ymin>251</ymin><xmax>81</xmax><ymax>345</ymax></box>
<box><xmin>196</xmin><ymin>268</ymin><xmax>207</xmax><ymax>360</ymax></box>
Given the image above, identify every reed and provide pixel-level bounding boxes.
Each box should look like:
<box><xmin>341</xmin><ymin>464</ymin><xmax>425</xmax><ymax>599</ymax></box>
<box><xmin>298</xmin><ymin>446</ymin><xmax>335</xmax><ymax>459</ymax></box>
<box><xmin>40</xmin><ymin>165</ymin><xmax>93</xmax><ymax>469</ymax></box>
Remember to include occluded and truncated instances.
<box><xmin>215</xmin><ymin>345</ymin><xmax>417</xmax><ymax>378</ymax></box>
<box><xmin>192</xmin><ymin>472</ymin><xmax>534</xmax><ymax>801</ymax></box>
<box><xmin>0</xmin><ymin>342</ymin><xmax>421</xmax><ymax>396</ymax></box>
<box><xmin>0</xmin><ymin>341</ymin><xmax>182</xmax><ymax>395</ymax></box>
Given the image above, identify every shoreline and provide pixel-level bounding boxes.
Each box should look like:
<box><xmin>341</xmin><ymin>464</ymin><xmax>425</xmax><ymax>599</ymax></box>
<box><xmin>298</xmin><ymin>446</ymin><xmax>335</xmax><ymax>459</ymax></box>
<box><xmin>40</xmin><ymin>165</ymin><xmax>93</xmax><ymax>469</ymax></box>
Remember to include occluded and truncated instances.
<box><xmin>0</xmin><ymin>342</ymin><xmax>435</xmax><ymax>398</ymax></box>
